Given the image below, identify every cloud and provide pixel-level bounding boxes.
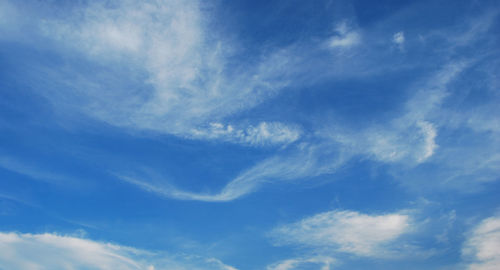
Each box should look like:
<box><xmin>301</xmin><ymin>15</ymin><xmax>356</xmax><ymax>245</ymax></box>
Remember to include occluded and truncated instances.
<box><xmin>324</xmin><ymin>62</ymin><xmax>466</xmax><ymax>165</ymax></box>
<box><xmin>0</xmin><ymin>0</ymin><xmax>300</xmax><ymax>147</ymax></box>
<box><xmin>0</xmin><ymin>0</ymin><xmax>302</xmax><ymax>147</ymax></box>
<box><xmin>113</xmin><ymin>60</ymin><xmax>477</xmax><ymax>202</ymax></box>
<box><xmin>104</xmin><ymin>54</ymin><xmax>497</xmax><ymax>201</ymax></box>
<box><xmin>462</xmin><ymin>215</ymin><xmax>500</xmax><ymax>270</ymax></box>
<box><xmin>115</xmin><ymin>62</ymin><xmax>467</xmax><ymax>202</ymax></box>
<box><xmin>328</xmin><ymin>22</ymin><xmax>361</xmax><ymax>48</ymax></box>
<box><xmin>393</xmin><ymin>31</ymin><xmax>405</xmax><ymax>45</ymax></box>
<box><xmin>270</xmin><ymin>210</ymin><xmax>412</xmax><ymax>258</ymax></box>
<box><xmin>266</xmin><ymin>256</ymin><xmax>335</xmax><ymax>270</ymax></box>
<box><xmin>190</xmin><ymin>122</ymin><xmax>302</xmax><ymax>146</ymax></box>
<box><xmin>3</xmin><ymin>1</ymin><xmax>496</xmax><ymax>202</ymax></box>
<box><xmin>0</xmin><ymin>156</ymin><xmax>75</xmax><ymax>186</ymax></box>
<box><xmin>117</xmin><ymin>142</ymin><xmax>347</xmax><ymax>202</ymax></box>
<box><xmin>0</xmin><ymin>232</ymin><xmax>237</xmax><ymax>270</ymax></box>
<box><xmin>337</xmin><ymin>120</ymin><xmax>439</xmax><ymax>164</ymax></box>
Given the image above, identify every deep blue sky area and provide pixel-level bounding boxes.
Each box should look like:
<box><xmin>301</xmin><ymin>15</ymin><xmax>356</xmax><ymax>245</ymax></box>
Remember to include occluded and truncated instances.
<box><xmin>0</xmin><ymin>0</ymin><xmax>499</xmax><ymax>269</ymax></box>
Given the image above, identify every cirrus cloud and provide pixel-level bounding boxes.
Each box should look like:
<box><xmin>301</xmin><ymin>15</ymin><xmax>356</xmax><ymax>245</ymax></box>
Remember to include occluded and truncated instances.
<box><xmin>0</xmin><ymin>231</ymin><xmax>237</xmax><ymax>270</ymax></box>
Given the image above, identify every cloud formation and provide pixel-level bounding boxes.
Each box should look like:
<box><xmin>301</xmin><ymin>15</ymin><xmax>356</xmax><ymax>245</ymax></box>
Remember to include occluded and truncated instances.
<box><xmin>2</xmin><ymin>0</ymin><xmax>499</xmax><ymax>204</ymax></box>
<box><xmin>190</xmin><ymin>122</ymin><xmax>302</xmax><ymax>146</ymax></box>
<box><xmin>0</xmin><ymin>232</ymin><xmax>236</xmax><ymax>270</ymax></box>
<box><xmin>270</xmin><ymin>210</ymin><xmax>412</xmax><ymax>258</ymax></box>
<box><xmin>328</xmin><ymin>22</ymin><xmax>361</xmax><ymax>48</ymax></box>
<box><xmin>462</xmin><ymin>215</ymin><xmax>500</xmax><ymax>270</ymax></box>
<box><xmin>393</xmin><ymin>31</ymin><xmax>405</xmax><ymax>45</ymax></box>
<box><xmin>3</xmin><ymin>0</ymin><xmax>298</xmax><ymax>146</ymax></box>
<box><xmin>266</xmin><ymin>256</ymin><xmax>335</xmax><ymax>270</ymax></box>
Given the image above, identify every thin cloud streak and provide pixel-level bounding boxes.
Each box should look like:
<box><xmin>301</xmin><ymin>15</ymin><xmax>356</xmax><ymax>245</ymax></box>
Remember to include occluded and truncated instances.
<box><xmin>266</xmin><ymin>256</ymin><xmax>335</xmax><ymax>270</ymax></box>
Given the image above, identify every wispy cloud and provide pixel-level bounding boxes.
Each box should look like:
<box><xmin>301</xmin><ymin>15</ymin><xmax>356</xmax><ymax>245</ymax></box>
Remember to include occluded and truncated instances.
<box><xmin>3</xmin><ymin>0</ymin><xmax>498</xmax><ymax>202</ymax></box>
<box><xmin>266</xmin><ymin>256</ymin><xmax>335</xmax><ymax>270</ymax></box>
<box><xmin>393</xmin><ymin>31</ymin><xmax>405</xmax><ymax>45</ymax></box>
<box><xmin>190</xmin><ymin>121</ymin><xmax>302</xmax><ymax>146</ymax></box>
<box><xmin>270</xmin><ymin>210</ymin><xmax>413</xmax><ymax>258</ymax></box>
<box><xmin>116</xmin><ymin>59</ymin><xmax>465</xmax><ymax>202</ymax></box>
<box><xmin>329</xmin><ymin>62</ymin><xmax>465</xmax><ymax>165</ymax></box>
<box><xmin>117</xmin><ymin>143</ymin><xmax>347</xmax><ymax>202</ymax></box>
<box><xmin>328</xmin><ymin>22</ymin><xmax>361</xmax><ymax>48</ymax></box>
<box><xmin>115</xmin><ymin>54</ymin><xmax>498</xmax><ymax>201</ymax></box>
<box><xmin>0</xmin><ymin>156</ymin><xmax>75</xmax><ymax>186</ymax></box>
<box><xmin>0</xmin><ymin>232</ymin><xmax>237</xmax><ymax>270</ymax></box>
<box><xmin>462</xmin><ymin>214</ymin><xmax>500</xmax><ymax>270</ymax></box>
<box><xmin>392</xmin><ymin>31</ymin><xmax>405</xmax><ymax>51</ymax></box>
<box><xmin>0</xmin><ymin>0</ymin><xmax>300</xmax><ymax>147</ymax></box>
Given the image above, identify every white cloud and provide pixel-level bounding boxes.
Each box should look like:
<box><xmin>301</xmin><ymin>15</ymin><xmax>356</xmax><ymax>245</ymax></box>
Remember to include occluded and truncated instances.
<box><xmin>270</xmin><ymin>210</ymin><xmax>412</xmax><ymax>257</ymax></box>
<box><xmin>325</xmin><ymin>62</ymin><xmax>466</xmax><ymax>165</ymax></box>
<box><xmin>116</xmin><ymin>63</ymin><xmax>469</xmax><ymax>202</ymax></box>
<box><xmin>117</xmin><ymin>142</ymin><xmax>347</xmax><ymax>202</ymax></box>
<box><xmin>0</xmin><ymin>232</ymin><xmax>237</xmax><ymax>270</ymax></box>
<box><xmin>365</xmin><ymin>120</ymin><xmax>438</xmax><ymax>163</ymax></box>
<box><xmin>328</xmin><ymin>22</ymin><xmax>361</xmax><ymax>48</ymax></box>
<box><xmin>117</xmin><ymin>59</ymin><xmax>468</xmax><ymax>201</ymax></box>
<box><xmin>266</xmin><ymin>256</ymin><xmax>335</xmax><ymax>270</ymax></box>
<box><xmin>329</xmin><ymin>31</ymin><xmax>360</xmax><ymax>48</ymax></box>
<box><xmin>462</xmin><ymin>215</ymin><xmax>500</xmax><ymax>270</ymax></box>
<box><xmin>415</xmin><ymin>120</ymin><xmax>438</xmax><ymax>162</ymax></box>
<box><xmin>393</xmin><ymin>31</ymin><xmax>405</xmax><ymax>44</ymax></box>
<box><xmin>190</xmin><ymin>122</ymin><xmax>301</xmax><ymax>146</ymax></box>
<box><xmin>326</xmin><ymin>119</ymin><xmax>439</xmax><ymax>166</ymax></box>
<box><xmin>0</xmin><ymin>0</ymin><xmax>298</xmax><ymax>147</ymax></box>
<box><xmin>4</xmin><ymin>0</ymin><xmax>495</xmax><ymax>201</ymax></box>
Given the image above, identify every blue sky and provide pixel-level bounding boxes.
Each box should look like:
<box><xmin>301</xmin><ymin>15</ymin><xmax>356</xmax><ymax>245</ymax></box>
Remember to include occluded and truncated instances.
<box><xmin>0</xmin><ymin>0</ymin><xmax>499</xmax><ymax>269</ymax></box>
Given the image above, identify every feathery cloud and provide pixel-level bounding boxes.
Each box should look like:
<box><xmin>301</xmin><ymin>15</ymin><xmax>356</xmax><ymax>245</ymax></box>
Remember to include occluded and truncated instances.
<box><xmin>0</xmin><ymin>232</ymin><xmax>237</xmax><ymax>270</ymax></box>
<box><xmin>270</xmin><ymin>210</ymin><xmax>412</xmax><ymax>258</ymax></box>
<box><xmin>2</xmin><ymin>0</ymin><xmax>300</xmax><ymax>146</ymax></box>
<box><xmin>462</xmin><ymin>215</ymin><xmax>500</xmax><ymax>270</ymax></box>
<box><xmin>266</xmin><ymin>256</ymin><xmax>335</xmax><ymax>270</ymax></box>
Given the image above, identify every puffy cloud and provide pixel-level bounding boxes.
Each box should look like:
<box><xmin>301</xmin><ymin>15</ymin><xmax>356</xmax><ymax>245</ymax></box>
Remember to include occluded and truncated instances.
<box><xmin>462</xmin><ymin>215</ymin><xmax>500</xmax><ymax>270</ymax></box>
<box><xmin>0</xmin><ymin>232</ymin><xmax>237</xmax><ymax>270</ymax></box>
<box><xmin>270</xmin><ymin>210</ymin><xmax>412</xmax><ymax>257</ymax></box>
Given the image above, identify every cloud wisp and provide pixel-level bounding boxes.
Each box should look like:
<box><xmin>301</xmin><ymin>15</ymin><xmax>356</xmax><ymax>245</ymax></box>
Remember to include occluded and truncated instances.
<box><xmin>1</xmin><ymin>0</ymin><xmax>301</xmax><ymax>147</ymax></box>
<box><xmin>462</xmin><ymin>214</ymin><xmax>500</xmax><ymax>270</ymax></box>
<box><xmin>0</xmin><ymin>232</ymin><xmax>237</xmax><ymax>270</ymax></box>
<box><xmin>328</xmin><ymin>22</ymin><xmax>361</xmax><ymax>49</ymax></box>
<box><xmin>117</xmin><ymin>143</ymin><xmax>347</xmax><ymax>202</ymax></box>
<box><xmin>270</xmin><ymin>210</ymin><xmax>412</xmax><ymax>258</ymax></box>
<box><xmin>266</xmin><ymin>256</ymin><xmax>335</xmax><ymax>270</ymax></box>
